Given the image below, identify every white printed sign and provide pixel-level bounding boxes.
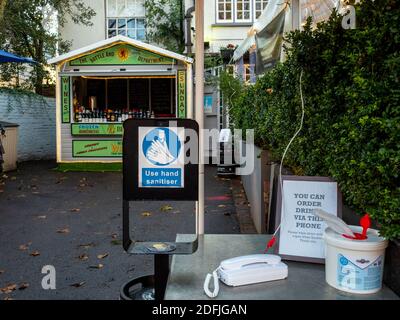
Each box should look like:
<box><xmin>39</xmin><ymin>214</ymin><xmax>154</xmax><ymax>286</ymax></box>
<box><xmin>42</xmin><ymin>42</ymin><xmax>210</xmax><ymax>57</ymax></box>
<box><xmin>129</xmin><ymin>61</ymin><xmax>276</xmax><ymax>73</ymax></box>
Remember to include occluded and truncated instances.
<box><xmin>277</xmin><ymin>177</ymin><xmax>341</xmax><ymax>262</ymax></box>
<box><xmin>138</xmin><ymin>127</ymin><xmax>185</xmax><ymax>188</ymax></box>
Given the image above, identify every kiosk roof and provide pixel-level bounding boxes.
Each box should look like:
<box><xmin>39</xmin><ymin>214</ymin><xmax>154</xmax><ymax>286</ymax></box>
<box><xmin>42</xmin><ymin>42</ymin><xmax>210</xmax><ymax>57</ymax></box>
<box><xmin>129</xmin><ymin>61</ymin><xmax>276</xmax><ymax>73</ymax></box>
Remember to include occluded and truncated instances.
<box><xmin>48</xmin><ymin>35</ymin><xmax>194</xmax><ymax>65</ymax></box>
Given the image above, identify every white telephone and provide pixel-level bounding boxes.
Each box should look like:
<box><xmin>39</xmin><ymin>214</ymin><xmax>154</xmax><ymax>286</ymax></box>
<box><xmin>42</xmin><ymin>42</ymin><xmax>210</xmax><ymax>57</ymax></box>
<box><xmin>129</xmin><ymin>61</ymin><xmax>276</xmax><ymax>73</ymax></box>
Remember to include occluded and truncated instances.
<box><xmin>203</xmin><ymin>254</ymin><xmax>288</xmax><ymax>298</ymax></box>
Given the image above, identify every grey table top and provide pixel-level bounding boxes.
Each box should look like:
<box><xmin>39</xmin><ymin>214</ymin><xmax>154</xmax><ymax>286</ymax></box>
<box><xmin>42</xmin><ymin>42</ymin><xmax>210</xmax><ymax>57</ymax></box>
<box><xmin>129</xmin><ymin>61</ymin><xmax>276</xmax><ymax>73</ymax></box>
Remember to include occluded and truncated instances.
<box><xmin>165</xmin><ymin>234</ymin><xmax>399</xmax><ymax>300</ymax></box>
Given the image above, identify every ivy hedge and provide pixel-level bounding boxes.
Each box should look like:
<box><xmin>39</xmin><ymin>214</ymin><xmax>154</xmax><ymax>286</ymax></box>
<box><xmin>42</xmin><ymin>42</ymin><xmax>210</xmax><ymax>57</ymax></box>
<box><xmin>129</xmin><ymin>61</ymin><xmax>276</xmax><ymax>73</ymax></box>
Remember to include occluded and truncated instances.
<box><xmin>224</xmin><ymin>0</ymin><xmax>400</xmax><ymax>240</ymax></box>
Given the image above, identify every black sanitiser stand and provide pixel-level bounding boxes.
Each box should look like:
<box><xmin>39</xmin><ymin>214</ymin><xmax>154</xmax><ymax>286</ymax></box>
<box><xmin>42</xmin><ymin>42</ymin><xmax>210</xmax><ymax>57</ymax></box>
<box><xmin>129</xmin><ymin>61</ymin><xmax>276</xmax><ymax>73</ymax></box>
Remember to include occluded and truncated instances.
<box><xmin>120</xmin><ymin>119</ymin><xmax>199</xmax><ymax>300</ymax></box>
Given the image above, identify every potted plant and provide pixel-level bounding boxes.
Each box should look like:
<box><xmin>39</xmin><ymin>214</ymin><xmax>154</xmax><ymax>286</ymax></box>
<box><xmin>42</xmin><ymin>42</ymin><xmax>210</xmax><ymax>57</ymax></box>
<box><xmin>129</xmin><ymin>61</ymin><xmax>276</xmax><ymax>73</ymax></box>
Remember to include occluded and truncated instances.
<box><xmin>220</xmin><ymin>44</ymin><xmax>236</xmax><ymax>64</ymax></box>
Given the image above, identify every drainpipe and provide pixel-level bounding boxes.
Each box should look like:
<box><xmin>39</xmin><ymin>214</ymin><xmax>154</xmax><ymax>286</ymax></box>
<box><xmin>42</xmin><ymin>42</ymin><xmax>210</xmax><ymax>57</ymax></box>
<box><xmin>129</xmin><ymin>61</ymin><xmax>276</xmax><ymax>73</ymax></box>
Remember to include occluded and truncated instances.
<box><xmin>185</xmin><ymin>3</ymin><xmax>195</xmax><ymax>54</ymax></box>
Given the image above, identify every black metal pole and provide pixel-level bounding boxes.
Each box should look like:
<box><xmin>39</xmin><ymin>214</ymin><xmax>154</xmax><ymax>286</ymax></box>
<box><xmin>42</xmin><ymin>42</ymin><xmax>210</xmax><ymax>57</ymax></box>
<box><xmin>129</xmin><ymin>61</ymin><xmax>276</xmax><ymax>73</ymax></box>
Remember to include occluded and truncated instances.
<box><xmin>154</xmin><ymin>254</ymin><xmax>170</xmax><ymax>300</ymax></box>
<box><xmin>122</xmin><ymin>200</ymin><xmax>132</xmax><ymax>251</ymax></box>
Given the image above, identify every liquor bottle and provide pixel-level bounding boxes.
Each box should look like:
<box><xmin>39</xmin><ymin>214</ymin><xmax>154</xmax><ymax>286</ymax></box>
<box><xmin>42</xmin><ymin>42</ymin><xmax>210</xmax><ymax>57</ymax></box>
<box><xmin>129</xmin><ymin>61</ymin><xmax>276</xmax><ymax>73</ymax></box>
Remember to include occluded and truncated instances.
<box><xmin>110</xmin><ymin>111</ymin><xmax>116</xmax><ymax>122</ymax></box>
<box><xmin>150</xmin><ymin>111</ymin><xmax>155</xmax><ymax>118</ymax></box>
<box><xmin>106</xmin><ymin>111</ymin><xmax>111</xmax><ymax>122</ymax></box>
<box><xmin>78</xmin><ymin>112</ymin><xmax>82</xmax><ymax>122</ymax></box>
<box><xmin>118</xmin><ymin>110</ymin><xmax>122</xmax><ymax>122</ymax></box>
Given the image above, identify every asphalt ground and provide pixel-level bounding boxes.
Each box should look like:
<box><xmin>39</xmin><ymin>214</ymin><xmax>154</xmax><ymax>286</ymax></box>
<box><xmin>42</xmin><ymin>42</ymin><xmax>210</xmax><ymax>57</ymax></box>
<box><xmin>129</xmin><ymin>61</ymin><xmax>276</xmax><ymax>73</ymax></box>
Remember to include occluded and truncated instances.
<box><xmin>0</xmin><ymin>161</ymin><xmax>240</xmax><ymax>300</ymax></box>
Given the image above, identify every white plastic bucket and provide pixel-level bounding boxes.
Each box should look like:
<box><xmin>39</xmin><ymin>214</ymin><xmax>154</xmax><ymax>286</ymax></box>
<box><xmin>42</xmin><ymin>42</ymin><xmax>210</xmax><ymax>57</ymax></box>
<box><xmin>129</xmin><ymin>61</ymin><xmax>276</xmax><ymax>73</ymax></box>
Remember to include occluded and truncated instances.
<box><xmin>323</xmin><ymin>226</ymin><xmax>388</xmax><ymax>294</ymax></box>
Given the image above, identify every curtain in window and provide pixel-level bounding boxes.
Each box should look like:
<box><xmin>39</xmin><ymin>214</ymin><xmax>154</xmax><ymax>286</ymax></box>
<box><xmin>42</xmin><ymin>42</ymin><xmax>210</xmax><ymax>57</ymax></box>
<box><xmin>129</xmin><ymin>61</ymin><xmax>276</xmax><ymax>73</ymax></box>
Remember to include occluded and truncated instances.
<box><xmin>236</xmin><ymin>56</ymin><xmax>245</xmax><ymax>82</ymax></box>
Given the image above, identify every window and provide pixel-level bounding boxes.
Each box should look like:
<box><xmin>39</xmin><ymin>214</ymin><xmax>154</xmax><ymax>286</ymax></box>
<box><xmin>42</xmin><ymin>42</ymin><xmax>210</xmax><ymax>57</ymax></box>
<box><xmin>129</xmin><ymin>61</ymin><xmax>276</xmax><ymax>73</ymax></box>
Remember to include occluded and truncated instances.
<box><xmin>107</xmin><ymin>18</ymin><xmax>146</xmax><ymax>40</ymax></box>
<box><xmin>235</xmin><ymin>0</ymin><xmax>251</xmax><ymax>22</ymax></box>
<box><xmin>107</xmin><ymin>0</ymin><xmax>146</xmax><ymax>40</ymax></box>
<box><xmin>217</xmin><ymin>0</ymin><xmax>233</xmax><ymax>22</ymax></box>
<box><xmin>216</xmin><ymin>0</ymin><xmax>268</xmax><ymax>23</ymax></box>
<box><xmin>254</xmin><ymin>0</ymin><xmax>268</xmax><ymax>19</ymax></box>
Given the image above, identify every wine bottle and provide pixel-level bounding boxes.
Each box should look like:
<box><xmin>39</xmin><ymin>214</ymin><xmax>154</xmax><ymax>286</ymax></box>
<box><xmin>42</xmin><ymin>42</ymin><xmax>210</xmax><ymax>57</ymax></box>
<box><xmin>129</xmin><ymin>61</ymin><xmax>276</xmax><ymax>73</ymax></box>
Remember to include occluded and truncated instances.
<box><xmin>118</xmin><ymin>110</ymin><xmax>122</xmax><ymax>122</ymax></box>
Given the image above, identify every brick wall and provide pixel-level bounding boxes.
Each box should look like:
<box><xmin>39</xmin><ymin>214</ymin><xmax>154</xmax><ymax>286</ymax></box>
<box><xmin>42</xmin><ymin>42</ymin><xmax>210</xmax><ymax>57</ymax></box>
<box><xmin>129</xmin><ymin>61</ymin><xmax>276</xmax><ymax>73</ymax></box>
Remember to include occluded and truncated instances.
<box><xmin>0</xmin><ymin>90</ymin><xmax>56</xmax><ymax>161</ymax></box>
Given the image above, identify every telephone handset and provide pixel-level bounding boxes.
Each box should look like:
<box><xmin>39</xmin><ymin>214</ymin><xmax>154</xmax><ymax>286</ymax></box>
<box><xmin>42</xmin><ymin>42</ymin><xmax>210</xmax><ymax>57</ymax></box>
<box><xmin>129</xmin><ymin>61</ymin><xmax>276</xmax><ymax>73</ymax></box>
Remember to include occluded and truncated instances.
<box><xmin>204</xmin><ymin>254</ymin><xmax>288</xmax><ymax>298</ymax></box>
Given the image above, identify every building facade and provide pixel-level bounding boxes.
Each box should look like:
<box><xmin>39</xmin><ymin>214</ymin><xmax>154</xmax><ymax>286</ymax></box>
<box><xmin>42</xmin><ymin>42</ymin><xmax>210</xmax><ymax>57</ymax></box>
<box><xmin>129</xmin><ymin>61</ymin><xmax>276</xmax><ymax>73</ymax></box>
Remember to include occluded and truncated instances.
<box><xmin>61</xmin><ymin>0</ymin><xmax>268</xmax><ymax>53</ymax></box>
<box><xmin>185</xmin><ymin>0</ymin><xmax>268</xmax><ymax>53</ymax></box>
<box><xmin>61</xmin><ymin>0</ymin><xmax>146</xmax><ymax>51</ymax></box>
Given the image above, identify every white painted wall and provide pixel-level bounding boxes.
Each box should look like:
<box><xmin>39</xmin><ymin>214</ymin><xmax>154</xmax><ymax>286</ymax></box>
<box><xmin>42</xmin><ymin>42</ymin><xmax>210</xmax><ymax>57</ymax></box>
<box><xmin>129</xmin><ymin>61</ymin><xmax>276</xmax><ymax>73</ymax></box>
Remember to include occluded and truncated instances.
<box><xmin>0</xmin><ymin>91</ymin><xmax>56</xmax><ymax>161</ymax></box>
<box><xmin>60</xmin><ymin>0</ymin><xmax>256</xmax><ymax>53</ymax></box>
<box><xmin>60</xmin><ymin>0</ymin><xmax>106</xmax><ymax>51</ymax></box>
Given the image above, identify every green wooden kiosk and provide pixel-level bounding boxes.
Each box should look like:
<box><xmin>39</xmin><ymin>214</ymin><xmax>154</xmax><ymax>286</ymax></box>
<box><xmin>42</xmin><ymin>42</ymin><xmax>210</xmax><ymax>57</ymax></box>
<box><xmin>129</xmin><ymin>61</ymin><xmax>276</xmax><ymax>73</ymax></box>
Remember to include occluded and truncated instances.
<box><xmin>48</xmin><ymin>35</ymin><xmax>193</xmax><ymax>170</ymax></box>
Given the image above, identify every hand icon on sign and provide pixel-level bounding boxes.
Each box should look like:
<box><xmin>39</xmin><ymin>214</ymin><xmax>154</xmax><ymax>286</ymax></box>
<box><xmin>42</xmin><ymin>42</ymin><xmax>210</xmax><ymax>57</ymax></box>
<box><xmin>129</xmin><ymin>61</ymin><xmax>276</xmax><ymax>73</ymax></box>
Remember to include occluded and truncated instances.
<box><xmin>142</xmin><ymin>128</ymin><xmax>181</xmax><ymax>166</ymax></box>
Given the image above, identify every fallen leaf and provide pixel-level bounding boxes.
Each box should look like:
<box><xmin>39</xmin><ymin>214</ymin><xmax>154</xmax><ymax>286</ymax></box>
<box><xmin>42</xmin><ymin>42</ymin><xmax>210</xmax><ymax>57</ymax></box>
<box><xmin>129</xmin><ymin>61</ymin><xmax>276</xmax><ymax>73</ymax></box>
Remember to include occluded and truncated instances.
<box><xmin>70</xmin><ymin>281</ymin><xmax>86</xmax><ymax>288</ymax></box>
<box><xmin>89</xmin><ymin>264</ymin><xmax>103</xmax><ymax>269</ymax></box>
<box><xmin>1</xmin><ymin>284</ymin><xmax>17</xmax><ymax>294</ymax></box>
<box><xmin>218</xmin><ymin>204</ymin><xmax>226</xmax><ymax>208</ymax></box>
<box><xmin>70</xmin><ymin>208</ymin><xmax>80</xmax><ymax>213</ymax></box>
<box><xmin>19</xmin><ymin>244</ymin><xmax>29</xmax><ymax>251</ymax></box>
<box><xmin>55</xmin><ymin>177</ymin><xmax>67</xmax><ymax>184</ymax></box>
<box><xmin>57</xmin><ymin>228</ymin><xmax>70</xmax><ymax>234</ymax></box>
<box><xmin>111</xmin><ymin>233</ymin><xmax>118</xmax><ymax>239</ymax></box>
<box><xmin>110</xmin><ymin>240</ymin><xmax>122</xmax><ymax>246</ymax></box>
<box><xmin>78</xmin><ymin>243</ymin><xmax>95</xmax><ymax>249</ymax></box>
<box><xmin>18</xmin><ymin>283</ymin><xmax>29</xmax><ymax>290</ymax></box>
<box><xmin>37</xmin><ymin>215</ymin><xmax>47</xmax><ymax>219</ymax></box>
<box><xmin>141</xmin><ymin>211</ymin><xmax>152</xmax><ymax>217</ymax></box>
<box><xmin>97</xmin><ymin>253</ymin><xmax>108</xmax><ymax>259</ymax></box>
<box><xmin>78</xmin><ymin>178</ymin><xmax>89</xmax><ymax>188</ymax></box>
<box><xmin>160</xmin><ymin>205</ymin><xmax>173</xmax><ymax>212</ymax></box>
<box><xmin>30</xmin><ymin>251</ymin><xmax>40</xmax><ymax>257</ymax></box>
<box><xmin>78</xmin><ymin>254</ymin><xmax>89</xmax><ymax>261</ymax></box>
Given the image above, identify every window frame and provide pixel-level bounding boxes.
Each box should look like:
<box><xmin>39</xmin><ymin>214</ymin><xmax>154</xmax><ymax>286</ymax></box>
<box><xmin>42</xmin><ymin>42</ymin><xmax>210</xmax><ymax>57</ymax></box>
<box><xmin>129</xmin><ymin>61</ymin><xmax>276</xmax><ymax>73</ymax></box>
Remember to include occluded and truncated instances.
<box><xmin>216</xmin><ymin>0</ymin><xmax>234</xmax><ymax>23</ymax></box>
<box><xmin>106</xmin><ymin>0</ymin><xmax>146</xmax><ymax>40</ymax></box>
<box><xmin>216</xmin><ymin>0</ymin><xmax>268</xmax><ymax>24</ymax></box>
<box><xmin>106</xmin><ymin>17</ymin><xmax>146</xmax><ymax>40</ymax></box>
<box><xmin>235</xmin><ymin>0</ymin><xmax>252</xmax><ymax>23</ymax></box>
<box><xmin>254</xmin><ymin>0</ymin><xmax>268</xmax><ymax>20</ymax></box>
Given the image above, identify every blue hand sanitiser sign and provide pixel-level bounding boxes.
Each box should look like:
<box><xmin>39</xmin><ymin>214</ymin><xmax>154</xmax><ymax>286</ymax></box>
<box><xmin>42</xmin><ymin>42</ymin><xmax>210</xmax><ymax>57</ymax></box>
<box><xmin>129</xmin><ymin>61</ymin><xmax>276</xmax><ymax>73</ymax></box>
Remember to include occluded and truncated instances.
<box><xmin>139</xmin><ymin>127</ymin><xmax>185</xmax><ymax>188</ymax></box>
